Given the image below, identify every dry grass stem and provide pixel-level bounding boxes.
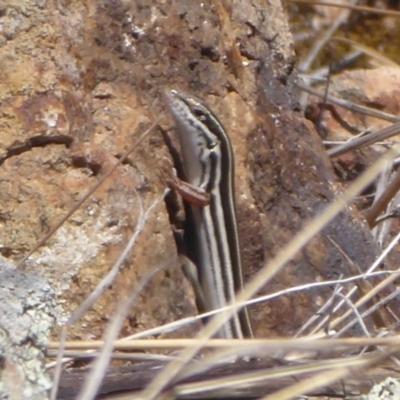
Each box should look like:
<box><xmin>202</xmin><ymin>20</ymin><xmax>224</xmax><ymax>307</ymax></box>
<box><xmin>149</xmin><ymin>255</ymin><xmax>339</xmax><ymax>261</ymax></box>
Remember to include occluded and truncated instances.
<box><xmin>49</xmin><ymin>268</ymin><xmax>393</xmax><ymax>348</ymax></box>
<box><xmin>335</xmin><ymin>292</ymin><xmax>370</xmax><ymax>337</ymax></box>
<box><xmin>328</xmin><ymin>230</ymin><xmax>400</xmax><ymax>334</ymax></box>
<box><xmin>46</xmin><ymin>351</ymin><xmax>178</xmax><ymax>362</ymax></box>
<box><xmin>177</xmin><ymin>357</ymin><xmax>362</xmax><ymax>397</ymax></box>
<box><xmin>294</xmin><ymin>281</ymin><xmax>343</xmax><ymax>338</ymax></box>
<box><xmin>333</xmin><ymin>37</ymin><xmax>399</xmax><ymax>67</ymax></box>
<box><xmin>328</xmin><ymin>122</ymin><xmax>400</xmax><ymax>158</ymax></box>
<box><xmin>365</xmin><ymin>168</ymin><xmax>400</xmax><ymax>228</ymax></box>
<box><xmin>290</xmin><ymin>0</ymin><xmax>400</xmax><ymax>18</ymax></box>
<box><xmin>50</xmin><ymin>326</ymin><xmax>68</xmax><ymax>400</ymax></box>
<box><xmin>49</xmin><ymin>336</ymin><xmax>400</xmax><ymax>352</ymax></box>
<box><xmin>335</xmin><ymin>288</ymin><xmax>400</xmax><ymax>337</ymax></box>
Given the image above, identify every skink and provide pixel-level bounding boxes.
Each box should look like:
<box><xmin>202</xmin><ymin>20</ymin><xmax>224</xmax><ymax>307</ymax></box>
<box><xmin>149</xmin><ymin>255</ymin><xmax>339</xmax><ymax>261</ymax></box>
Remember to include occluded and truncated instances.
<box><xmin>165</xmin><ymin>89</ymin><xmax>252</xmax><ymax>339</ymax></box>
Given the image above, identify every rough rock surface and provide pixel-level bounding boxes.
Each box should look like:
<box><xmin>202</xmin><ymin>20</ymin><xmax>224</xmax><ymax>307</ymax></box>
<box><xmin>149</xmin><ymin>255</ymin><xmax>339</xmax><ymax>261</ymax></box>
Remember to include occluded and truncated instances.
<box><xmin>360</xmin><ymin>377</ymin><xmax>400</xmax><ymax>400</ymax></box>
<box><xmin>0</xmin><ymin>256</ymin><xmax>55</xmax><ymax>400</ymax></box>
<box><xmin>0</xmin><ymin>0</ymin><xmax>199</xmax><ymax>342</ymax></box>
<box><xmin>0</xmin><ymin>0</ymin><xmax>397</xmax><ymax>360</ymax></box>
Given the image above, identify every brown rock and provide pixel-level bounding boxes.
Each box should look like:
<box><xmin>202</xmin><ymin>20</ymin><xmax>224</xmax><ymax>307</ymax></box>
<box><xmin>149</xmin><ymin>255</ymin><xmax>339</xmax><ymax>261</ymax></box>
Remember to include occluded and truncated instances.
<box><xmin>0</xmin><ymin>0</ymin><xmax>199</xmax><ymax>342</ymax></box>
<box><xmin>0</xmin><ymin>0</ymin><xmax>396</xmax><ymax>355</ymax></box>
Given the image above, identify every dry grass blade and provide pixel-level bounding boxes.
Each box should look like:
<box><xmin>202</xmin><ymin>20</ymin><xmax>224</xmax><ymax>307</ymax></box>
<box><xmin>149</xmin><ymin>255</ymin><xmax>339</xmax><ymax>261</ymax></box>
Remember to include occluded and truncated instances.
<box><xmin>52</xmin><ymin>337</ymin><xmax>400</xmax><ymax>399</ymax></box>
<box><xmin>328</xmin><ymin>233</ymin><xmax>400</xmax><ymax>334</ymax></box>
<box><xmin>290</xmin><ymin>0</ymin><xmax>400</xmax><ymax>18</ymax></box>
<box><xmin>48</xmin><ymin>336</ymin><xmax>400</xmax><ymax>353</ymax></box>
<box><xmin>50</xmin><ymin>327</ymin><xmax>68</xmax><ymax>400</ymax></box>
<box><xmin>177</xmin><ymin>364</ymin><xmax>293</xmax><ymax>397</ymax></box>
<box><xmin>176</xmin><ymin>356</ymin><xmax>365</xmax><ymax>397</ymax></box>
<box><xmin>260</xmin><ymin>350</ymin><xmax>398</xmax><ymax>400</ymax></box>
<box><xmin>242</xmin><ymin>269</ymin><xmax>394</xmax><ymax>315</ymax></box>
<box><xmin>305</xmin><ymin>229</ymin><xmax>400</xmax><ymax>337</ymax></box>
<box><xmin>333</xmin><ymin>37</ymin><xmax>399</xmax><ymax>67</ymax></box>
<box><xmin>46</xmin><ymin>267</ymin><xmax>394</xmax><ymax>353</ymax></box>
<box><xmin>49</xmin><ymin>334</ymin><xmax>400</xmax><ymax>398</ymax></box>
<box><xmin>81</xmin><ymin>351</ymin><xmax>400</xmax><ymax>399</ymax></box>
<box><xmin>335</xmin><ymin>292</ymin><xmax>370</xmax><ymax>337</ymax></box>
<box><xmin>365</xmin><ymin>168</ymin><xmax>400</xmax><ymax>228</ymax></box>
<box><xmin>334</xmin><ymin>288</ymin><xmax>400</xmax><ymax>338</ymax></box>
<box><xmin>46</xmin><ymin>350</ymin><xmax>175</xmax><ymax>362</ymax></box>
<box><xmin>121</xmin><ymin>312</ymin><xmax>202</xmax><ymax>340</ymax></box>
<box><xmin>328</xmin><ymin>237</ymin><xmax>386</xmax><ymax>330</ymax></box>
<box><xmin>136</xmin><ymin>145</ymin><xmax>400</xmax><ymax>399</ymax></box>
<box><xmin>294</xmin><ymin>281</ymin><xmax>343</xmax><ymax>338</ymax></box>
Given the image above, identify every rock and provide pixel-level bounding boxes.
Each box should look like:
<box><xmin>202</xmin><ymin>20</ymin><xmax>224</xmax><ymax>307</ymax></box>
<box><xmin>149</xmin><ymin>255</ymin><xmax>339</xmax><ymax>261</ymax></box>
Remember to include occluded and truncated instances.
<box><xmin>0</xmin><ymin>256</ymin><xmax>55</xmax><ymax>399</ymax></box>
<box><xmin>0</xmin><ymin>0</ymin><xmax>397</xmax><ymax>349</ymax></box>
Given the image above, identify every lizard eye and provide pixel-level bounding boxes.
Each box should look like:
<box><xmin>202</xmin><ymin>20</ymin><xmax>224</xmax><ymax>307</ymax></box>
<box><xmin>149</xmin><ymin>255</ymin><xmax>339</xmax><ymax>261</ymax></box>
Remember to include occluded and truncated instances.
<box><xmin>208</xmin><ymin>140</ymin><xmax>218</xmax><ymax>150</ymax></box>
<box><xmin>194</xmin><ymin>108</ymin><xmax>207</xmax><ymax>121</ymax></box>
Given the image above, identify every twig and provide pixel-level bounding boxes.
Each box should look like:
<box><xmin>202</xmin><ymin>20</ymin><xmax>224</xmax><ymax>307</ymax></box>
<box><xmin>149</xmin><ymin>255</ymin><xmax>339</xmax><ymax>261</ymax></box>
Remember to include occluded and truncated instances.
<box><xmin>298</xmin><ymin>83</ymin><xmax>400</xmax><ymax>126</ymax></box>
<box><xmin>327</xmin><ymin>122</ymin><xmax>400</xmax><ymax>158</ymax></box>
<box><xmin>303</xmin><ymin>50</ymin><xmax>362</xmax><ymax>82</ymax></box>
<box><xmin>365</xmin><ymin>167</ymin><xmax>400</xmax><ymax>228</ymax></box>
